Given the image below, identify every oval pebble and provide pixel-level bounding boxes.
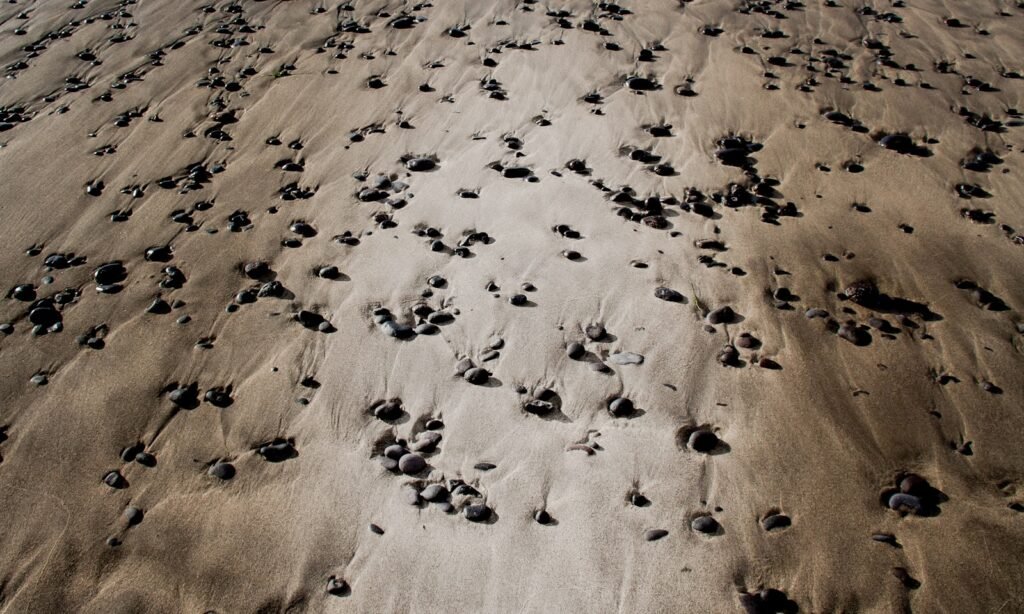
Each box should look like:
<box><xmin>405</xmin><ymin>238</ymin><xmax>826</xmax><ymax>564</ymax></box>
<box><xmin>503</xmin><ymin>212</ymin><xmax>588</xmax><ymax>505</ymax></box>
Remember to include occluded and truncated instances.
<box><xmin>691</xmin><ymin>515</ymin><xmax>719</xmax><ymax>534</ymax></box>
<box><xmin>398</xmin><ymin>453</ymin><xmax>426</xmax><ymax>474</ymax></box>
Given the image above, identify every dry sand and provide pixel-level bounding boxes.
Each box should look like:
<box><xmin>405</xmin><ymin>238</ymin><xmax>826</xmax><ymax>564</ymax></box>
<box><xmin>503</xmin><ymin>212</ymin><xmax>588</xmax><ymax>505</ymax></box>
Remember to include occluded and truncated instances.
<box><xmin>1</xmin><ymin>0</ymin><xmax>1024</xmax><ymax>612</ymax></box>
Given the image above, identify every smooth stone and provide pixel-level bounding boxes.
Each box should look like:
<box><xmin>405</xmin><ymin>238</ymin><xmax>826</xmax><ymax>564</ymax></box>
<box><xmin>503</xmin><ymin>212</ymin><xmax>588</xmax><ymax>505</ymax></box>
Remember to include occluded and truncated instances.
<box><xmin>326</xmin><ymin>577</ymin><xmax>349</xmax><ymax>597</ymax></box>
<box><xmin>888</xmin><ymin>493</ymin><xmax>923</xmax><ymax>514</ymax></box>
<box><xmin>654</xmin><ymin>286</ymin><xmax>684</xmax><ymax>302</ymax></box>
<box><xmin>413</xmin><ymin>322</ymin><xmax>439</xmax><ymax>335</ymax></box>
<box><xmin>398</xmin><ymin>453</ymin><xmax>426</xmax><ymax>474</ymax></box>
<box><xmin>688</xmin><ymin>429</ymin><xmax>719</xmax><ymax>452</ymax></box>
<box><xmin>762</xmin><ymin>513</ymin><xmax>791</xmax><ymax>531</ymax></box>
<box><xmin>608</xmin><ymin>397</ymin><xmax>634</xmax><ymax>417</ymax></box>
<box><xmin>384</xmin><ymin>444</ymin><xmax>407</xmax><ymax>460</ymax></box>
<box><xmin>464</xmin><ymin>503</ymin><xmax>492</xmax><ymax>522</ymax></box>
<box><xmin>411</xmin><ymin>431</ymin><xmax>442</xmax><ymax>452</ymax></box>
<box><xmin>566</xmin><ymin>342</ymin><xmax>585</xmax><ymax>359</ymax></box>
<box><xmin>585</xmin><ymin>324</ymin><xmax>606</xmax><ymax>340</ymax></box>
<box><xmin>103</xmin><ymin>470</ymin><xmax>127</xmax><ymax>489</ymax></box>
<box><xmin>381</xmin><ymin>320</ymin><xmax>414</xmax><ymax>339</ymax></box>
<box><xmin>691</xmin><ymin>515</ymin><xmax>719</xmax><ymax>534</ymax></box>
<box><xmin>609</xmin><ymin>352</ymin><xmax>644</xmax><ymax>365</ymax></box>
<box><xmin>464</xmin><ymin>367</ymin><xmax>490</xmax><ymax>385</ymax></box>
<box><xmin>420</xmin><ymin>484</ymin><xmax>449</xmax><ymax>502</ymax></box>
<box><xmin>123</xmin><ymin>506</ymin><xmax>144</xmax><ymax>526</ymax></box>
<box><xmin>373</xmin><ymin>400</ymin><xmax>403</xmax><ymax>421</ymax></box>
<box><xmin>644</xmin><ymin>529</ymin><xmax>669</xmax><ymax>541</ymax></box>
<box><xmin>706</xmin><ymin>306</ymin><xmax>736</xmax><ymax>325</ymax></box>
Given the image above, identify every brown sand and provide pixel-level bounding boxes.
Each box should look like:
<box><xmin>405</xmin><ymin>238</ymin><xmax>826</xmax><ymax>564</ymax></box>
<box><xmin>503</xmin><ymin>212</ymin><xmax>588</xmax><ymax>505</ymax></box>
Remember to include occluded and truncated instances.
<box><xmin>1</xmin><ymin>0</ymin><xmax>1023</xmax><ymax>612</ymax></box>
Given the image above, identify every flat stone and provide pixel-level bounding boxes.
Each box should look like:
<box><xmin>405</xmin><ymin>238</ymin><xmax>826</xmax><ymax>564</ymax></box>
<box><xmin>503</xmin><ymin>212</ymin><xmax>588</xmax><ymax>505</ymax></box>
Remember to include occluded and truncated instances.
<box><xmin>609</xmin><ymin>352</ymin><xmax>644</xmax><ymax>365</ymax></box>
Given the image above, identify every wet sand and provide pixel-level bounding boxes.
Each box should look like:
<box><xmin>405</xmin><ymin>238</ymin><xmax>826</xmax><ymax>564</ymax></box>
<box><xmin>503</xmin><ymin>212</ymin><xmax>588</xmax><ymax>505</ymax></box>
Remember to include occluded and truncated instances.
<box><xmin>1</xmin><ymin>0</ymin><xmax>1023</xmax><ymax>612</ymax></box>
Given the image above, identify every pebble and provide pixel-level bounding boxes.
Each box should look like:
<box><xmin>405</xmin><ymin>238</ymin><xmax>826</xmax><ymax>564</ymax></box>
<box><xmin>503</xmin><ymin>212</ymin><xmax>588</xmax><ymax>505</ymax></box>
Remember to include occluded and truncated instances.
<box><xmin>644</xmin><ymin>529</ymin><xmax>669</xmax><ymax>541</ymax></box>
<box><xmin>398</xmin><ymin>453</ymin><xmax>426</xmax><ymax>474</ymax></box>
<box><xmin>209</xmin><ymin>462</ymin><xmax>235</xmax><ymax>480</ymax></box>
<box><xmin>326</xmin><ymin>577</ymin><xmax>349</xmax><ymax>597</ymax></box>
<box><xmin>464</xmin><ymin>367</ymin><xmax>490</xmax><ymax>385</ymax></box>
<box><xmin>691</xmin><ymin>515</ymin><xmax>720</xmax><ymax>534</ymax></box>
<box><xmin>706</xmin><ymin>306</ymin><xmax>736</xmax><ymax>325</ymax></box>
<box><xmin>688</xmin><ymin>429</ymin><xmax>719</xmax><ymax>453</ymax></box>
<box><xmin>420</xmin><ymin>484</ymin><xmax>449</xmax><ymax>501</ymax></box>
<box><xmin>654</xmin><ymin>287</ymin><xmax>684</xmax><ymax>302</ymax></box>
<box><xmin>609</xmin><ymin>352</ymin><xmax>644</xmax><ymax>365</ymax></box>
<box><xmin>464</xmin><ymin>503</ymin><xmax>492</xmax><ymax>522</ymax></box>
<box><xmin>566</xmin><ymin>342</ymin><xmax>585</xmax><ymax>359</ymax></box>
<box><xmin>761</xmin><ymin>513</ymin><xmax>791</xmax><ymax>531</ymax></box>
<box><xmin>123</xmin><ymin>506</ymin><xmax>144</xmax><ymax>526</ymax></box>
<box><xmin>608</xmin><ymin>397</ymin><xmax>634</xmax><ymax>417</ymax></box>
<box><xmin>103</xmin><ymin>470</ymin><xmax>128</xmax><ymax>489</ymax></box>
<box><xmin>373</xmin><ymin>400</ymin><xmax>404</xmax><ymax>421</ymax></box>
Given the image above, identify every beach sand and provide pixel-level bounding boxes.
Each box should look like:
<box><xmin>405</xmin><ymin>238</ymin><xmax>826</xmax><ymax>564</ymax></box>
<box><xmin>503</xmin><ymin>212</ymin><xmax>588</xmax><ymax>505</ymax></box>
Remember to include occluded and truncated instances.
<box><xmin>1</xmin><ymin>0</ymin><xmax>1023</xmax><ymax>612</ymax></box>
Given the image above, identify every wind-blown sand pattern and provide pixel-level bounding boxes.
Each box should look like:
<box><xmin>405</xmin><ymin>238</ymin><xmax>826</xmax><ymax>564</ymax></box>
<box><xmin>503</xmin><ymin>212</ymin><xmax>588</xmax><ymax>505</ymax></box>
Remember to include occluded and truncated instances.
<box><xmin>1</xmin><ymin>0</ymin><xmax>1023</xmax><ymax>612</ymax></box>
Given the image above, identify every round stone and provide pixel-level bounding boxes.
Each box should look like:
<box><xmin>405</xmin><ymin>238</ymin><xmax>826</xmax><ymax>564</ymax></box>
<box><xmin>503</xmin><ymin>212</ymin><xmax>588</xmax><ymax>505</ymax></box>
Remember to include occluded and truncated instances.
<box><xmin>398</xmin><ymin>453</ymin><xmax>426</xmax><ymax>474</ymax></box>
<box><xmin>608</xmin><ymin>397</ymin><xmax>634</xmax><ymax>417</ymax></box>
<box><xmin>464</xmin><ymin>503</ymin><xmax>492</xmax><ymax>522</ymax></box>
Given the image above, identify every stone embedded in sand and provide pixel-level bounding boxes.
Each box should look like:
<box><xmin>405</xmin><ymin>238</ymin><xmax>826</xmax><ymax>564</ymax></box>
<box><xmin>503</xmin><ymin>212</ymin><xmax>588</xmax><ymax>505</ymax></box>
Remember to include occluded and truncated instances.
<box><xmin>103</xmin><ymin>470</ymin><xmax>128</xmax><ymax>489</ymax></box>
<box><xmin>123</xmin><ymin>506</ymin><xmax>144</xmax><ymax>526</ymax></box>
<box><xmin>464</xmin><ymin>503</ymin><xmax>492</xmax><ymax>522</ymax></box>
<box><xmin>644</xmin><ymin>529</ymin><xmax>669</xmax><ymax>541</ymax></box>
<box><xmin>94</xmin><ymin>262</ymin><xmax>127</xmax><ymax>286</ymax></box>
<box><xmin>879</xmin><ymin>133</ymin><xmax>914</xmax><ymax>153</ymax></box>
<box><xmin>209</xmin><ymin>462</ymin><xmax>235</xmax><ymax>480</ymax></box>
<box><xmin>534</xmin><ymin>509</ymin><xmax>552</xmax><ymax>524</ymax></box>
<box><xmin>405</xmin><ymin>157</ymin><xmax>436</xmax><ymax>172</ymax></box>
<box><xmin>566</xmin><ymin>342</ymin><xmax>585</xmax><ymax>359</ymax></box>
<box><xmin>258</xmin><ymin>440</ymin><xmax>297</xmax><ymax>462</ymax></box>
<box><xmin>761</xmin><ymin>513</ymin><xmax>791</xmax><ymax>531</ymax></box>
<box><xmin>739</xmin><ymin>588</ymin><xmax>794</xmax><ymax>613</ymax></box>
<box><xmin>585</xmin><ymin>324</ymin><xmax>606</xmax><ymax>341</ymax></box>
<box><xmin>380</xmin><ymin>320</ymin><xmax>414</xmax><ymax>339</ymax></box>
<box><xmin>706</xmin><ymin>306</ymin><xmax>736</xmax><ymax>325</ymax></box>
<box><xmin>626</xmin><ymin>76</ymin><xmax>659</xmax><ymax>91</ymax></box>
<box><xmin>420</xmin><ymin>484</ymin><xmax>449</xmax><ymax>502</ymax></box>
<box><xmin>688</xmin><ymin>429</ymin><xmax>719</xmax><ymax>453</ymax></box>
<box><xmin>844</xmin><ymin>280</ymin><xmax>878</xmax><ymax>306</ymax></box>
<box><xmin>205</xmin><ymin>389</ymin><xmax>233</xmax><ymax>408</ymax></box>
<box><xmin>373</xmin><ymin>400</ymin><xmax>403</xmax><ymax>421</ymax></box>
<box><xmin>736</xmin><ymin>333</ymin><xmax>760</xmax><ymax>349</ymax></box>
<box><xmin>838</xmin><ymin>322</ymin><xmax>869</xmax><ymax>345</ymax></box>
<box><xmin>609</xmin><ymin>352</ymin><xmax>644</xmax><ymax>365</ymax></box>
<box><xmin>326</xmin><ymin>577</ymin><xmax>349</xmax><ymax>597</ymax></box>
<box><xmin>691</xmin><ymin>515</ymin><xmax>719</xmax><ymax>534</ymax></box>
<box><xmin>608</xmin><ymin>397</ymin><xmax>634</xmax><ymax>417</ymax></box>
<box><xmin>10</xmin><ymin>284</ymin><xmax>35</xmax><ymax>301</ymax></box>
<box><xmin>718</xmin><ymin>345</ymin><xmax>740</xmax><ymax>366</ymax></box>
<box><xmin>398</xmin><ymin>453</ymin><xmax>426</xmax><ymax>474</ymax></box>
<box><xmin>524</xmin><ymin>400</ymin><xmax>554</xmax><ymax>415</ymax></box>
<box><xmin>168</xmin><ymin>385</ymin><xmax>199</xmax><ymax>408</ymax></box>
<box><xmin>654</xmin><ymin>287</ymin><xmax>684</xmax><ymax>302</ymax></box>
<box><xmin>888</xmin><ymin>493</ymin><xmax>922</xmax><ymax>514</ymax></box>
<box><xmin>464</xmin><ymin>367</ymin><xmax>490</xmax><ymax>385</ymax></box>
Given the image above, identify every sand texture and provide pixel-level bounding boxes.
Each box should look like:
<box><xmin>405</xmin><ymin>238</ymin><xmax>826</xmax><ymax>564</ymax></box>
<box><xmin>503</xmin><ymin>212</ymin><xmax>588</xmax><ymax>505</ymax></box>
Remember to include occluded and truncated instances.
<box><xmin>1</xmin><ymin>0</ymin><xmax>1024</xmax><ymax>612</ymax></box>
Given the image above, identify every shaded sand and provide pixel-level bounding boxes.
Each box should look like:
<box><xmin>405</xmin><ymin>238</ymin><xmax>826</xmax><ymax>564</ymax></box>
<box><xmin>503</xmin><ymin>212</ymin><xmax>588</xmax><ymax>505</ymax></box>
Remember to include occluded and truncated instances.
<box><xmin>2</xmin><ymin>0</ymin><xmax>1024</xmax><ymax>612</ymax></box>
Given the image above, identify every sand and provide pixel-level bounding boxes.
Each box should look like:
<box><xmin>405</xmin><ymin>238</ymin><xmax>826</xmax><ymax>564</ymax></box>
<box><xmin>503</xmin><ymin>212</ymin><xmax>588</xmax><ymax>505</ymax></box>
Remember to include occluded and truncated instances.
<box><xmin>1</xmin><ymin>0</ymin><xmax>1023</xmax><ymax>612</ymax></box>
